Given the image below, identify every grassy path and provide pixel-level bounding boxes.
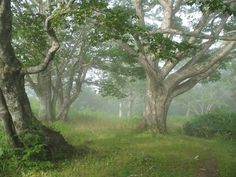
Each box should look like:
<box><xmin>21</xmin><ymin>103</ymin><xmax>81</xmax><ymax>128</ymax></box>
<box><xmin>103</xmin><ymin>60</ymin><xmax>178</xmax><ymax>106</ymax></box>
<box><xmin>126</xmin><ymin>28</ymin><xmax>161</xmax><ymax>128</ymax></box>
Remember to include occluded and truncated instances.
<box><xmin>195</xmin><ymin>159</ymin><xmax>219</xmax><ymax>177</ymax></box>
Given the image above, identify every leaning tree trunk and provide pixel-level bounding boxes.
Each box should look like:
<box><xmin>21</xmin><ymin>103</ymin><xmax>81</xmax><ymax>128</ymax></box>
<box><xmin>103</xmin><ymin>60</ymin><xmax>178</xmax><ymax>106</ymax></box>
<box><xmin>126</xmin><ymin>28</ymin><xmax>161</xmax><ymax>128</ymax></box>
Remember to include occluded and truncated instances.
<box><xmin>56</xmin><ymin>97</ymin><xmax>76</xmax><ymax>121</ymax></box>
<box><xmin>0</xmin><ymin>0</ymin><xmax>73</xmax><ymax>160</ymax></box>
<box><xmin>0</xmin><ymin>90</ymin><xmax>23</xmax><ymax>148</ymax></box>
<box><xmin>58</xmin><ymin>106</ymin><xmax>70</xmax><ymax>121</ymax></box>
<box><xmin>143</xmin><ymin>76</ymin><xmax>172</xmax><ymax>134</ymax></box>
<box><xmin>0</xmin><ymin>71</ymin><xmax>73</xmax><ymax>158</ymax></box>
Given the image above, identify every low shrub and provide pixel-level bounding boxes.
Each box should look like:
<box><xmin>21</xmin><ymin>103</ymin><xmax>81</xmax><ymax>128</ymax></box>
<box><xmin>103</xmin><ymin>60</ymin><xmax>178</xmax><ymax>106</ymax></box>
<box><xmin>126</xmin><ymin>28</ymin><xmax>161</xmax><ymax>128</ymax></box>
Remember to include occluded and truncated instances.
<box><xmin>0</xmin><ymin>128</ymin><xmax>54</xmax><ymax>177</ymax></box>
<box><xmin>183</xmin><ymin>110</ymin><xmax>236</xmax><ymax>140</ymax></box>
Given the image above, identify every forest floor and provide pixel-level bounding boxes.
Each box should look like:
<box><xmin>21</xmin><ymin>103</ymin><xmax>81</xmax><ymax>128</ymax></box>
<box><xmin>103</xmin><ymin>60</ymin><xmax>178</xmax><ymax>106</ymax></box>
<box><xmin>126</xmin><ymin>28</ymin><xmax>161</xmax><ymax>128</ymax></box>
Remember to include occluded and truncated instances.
<box><xmin>1</xmin><ymin>115</ymin><xmax>236</xmax><ymax>177</ymax></box>
<box><xmin>195</xmin><ymin>159</ymin><xmax>219</xmax><ymax>177</ymax></box>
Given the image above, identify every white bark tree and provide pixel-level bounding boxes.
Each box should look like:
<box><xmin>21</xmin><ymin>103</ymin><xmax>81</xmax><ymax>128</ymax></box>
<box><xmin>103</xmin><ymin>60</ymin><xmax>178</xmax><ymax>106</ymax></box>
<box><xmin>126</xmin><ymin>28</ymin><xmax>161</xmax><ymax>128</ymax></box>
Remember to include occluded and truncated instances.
<box><xmin>118</xmin><ymin>0</ymin><xmax>236</xmax><ymax>133</ymax></box>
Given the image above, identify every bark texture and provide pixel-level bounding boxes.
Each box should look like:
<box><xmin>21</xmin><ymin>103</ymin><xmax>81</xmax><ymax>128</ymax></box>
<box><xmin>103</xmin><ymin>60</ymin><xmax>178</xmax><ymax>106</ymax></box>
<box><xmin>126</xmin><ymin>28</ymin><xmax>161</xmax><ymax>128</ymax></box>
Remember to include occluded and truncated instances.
<box><xmin>37</xmin><ymin>69</ymin><xmax>55</xmax><ymax>121</ymax></box>
<box><xmin>0</xmin><ymin>0</ymin><xmax>73</xmax><ymax>159</ymax></box>
<box><xmin>131</xmin><ymin>0</ymin><xmax>236</xmax><ymax>133</ymax></box>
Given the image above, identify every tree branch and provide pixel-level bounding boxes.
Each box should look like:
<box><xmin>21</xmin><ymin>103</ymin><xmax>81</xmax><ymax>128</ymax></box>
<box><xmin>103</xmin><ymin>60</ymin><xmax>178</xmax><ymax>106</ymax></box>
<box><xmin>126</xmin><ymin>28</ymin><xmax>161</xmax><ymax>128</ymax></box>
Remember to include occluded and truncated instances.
<box><xmin>153</xmin><ymin>28</ymin><xmax>236</xmax><ymax>41</ymax></box>
<box><xmin>21</xmin><ymin>12</ymin><xmax>60</xmax><ymax>74</ymax></box>
<box><xmin>172</xmin><ymin>60</ymin><xmax>222</xmax><ymax>98</ymax></box>
<box><xmin>21</xmin><ymin>0</ymin><xmax>75</xmax><ymax>75</ymax></box>
<box><xmin>184</xmin><ymin>15</ymin><xmax>229</xmax><ymax>67</ymax></box>
<box><xmin>159</xmin><ymin>0</ymin><xmax>173</xmax><ymax>30</ymax></box>
<box><xmin>116</xmin><ymin>40</ymin><xmax>137</xmax><ymax>55</ymax></box>
<box><xmin>167</xmin><ymin>41</ymin><xmax>236</xmax><ymax>87</ymax></box>
<box><xmin>171</xmin><ymin>78</ymin><xmax>198</xmax><ymax>98</ymax></box>
<box><xmin>134</xmin><ymin>0</ymin><xmax>145</xmax><ymax>26</ymax></box>
<box><xmin>25</xmin><ymin>75</ymin><xmax>40</xmax><ymax>96</ymax></box>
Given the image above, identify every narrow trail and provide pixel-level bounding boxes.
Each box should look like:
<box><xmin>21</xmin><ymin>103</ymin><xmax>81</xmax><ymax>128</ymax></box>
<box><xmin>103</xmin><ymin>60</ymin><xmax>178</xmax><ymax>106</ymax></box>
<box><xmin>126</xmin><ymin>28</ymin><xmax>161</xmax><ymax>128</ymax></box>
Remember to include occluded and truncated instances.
<box><xmin>195</xmin><ymin>159</ymin><xmax>219</xmax><ymax>177</ymax></box>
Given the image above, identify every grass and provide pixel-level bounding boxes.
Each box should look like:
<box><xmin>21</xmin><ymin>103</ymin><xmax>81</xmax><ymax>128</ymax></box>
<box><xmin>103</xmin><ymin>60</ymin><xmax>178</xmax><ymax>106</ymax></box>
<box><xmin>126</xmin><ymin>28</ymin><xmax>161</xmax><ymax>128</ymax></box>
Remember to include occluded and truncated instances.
<box><xmin>1</xmin><ymin>114</ymin><xmax>236</xmax><ymax>177</ymax></box>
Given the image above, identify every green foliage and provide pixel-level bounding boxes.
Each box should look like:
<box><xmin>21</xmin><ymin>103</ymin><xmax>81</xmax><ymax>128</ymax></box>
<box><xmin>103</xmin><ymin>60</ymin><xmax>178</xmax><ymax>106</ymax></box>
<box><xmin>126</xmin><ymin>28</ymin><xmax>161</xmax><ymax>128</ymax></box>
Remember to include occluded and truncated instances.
<box><xmin>12</xmin><ymin>4</ymin><xmax>48</xmax><ymax>66</ymax></box>
<box><xmin>201</xmin><ymin>70</ymin><xmax>222</xmax><ymax>83</ymax></box>
<box><xmin>96</xmin><ymin>12</ymin><xmax>195</xmax><ymax>61</ymax></box>
<box><xmin>143</xmin><ymin>32</ymin><xmax>194</xmax><ymax>62</ymax></box>
<box><xmin>187</xmin><ymin>0</ymin><xmax>236</xmax><ymax>15</ymax></box>
<box><xmin>20</xmin><ymin>133</ymin><xmax>48</xmax><ymax>161</ymax></box>
<box><xmin>90</xmin><ymin>6</ymin><xmax>137</xmax><ymax>42</ymax></box>
<box><xmin>183</xmin><ymin>110</ymin><xmax>236</xmax><ymax>139</ymax></box>
<box><xmin>99</xmin><ymin>78</ymin><xmax>128</xmax><ymax>98</ymax></box>
<box><xmin>0</xmin><ymin>128</ymin><xmax>54</xmax><ymax>177</ymax></box>
<box><xmin>95</xmin><ymin>45</ymin><xmax>145</xmax><ymax>99</ymax></box>
<box><xmin>53</xmin><ymin>2</ymin><xmax>193</xmax><ymax>62</ymax></box>
<box><xmin>51</xmin><ymin>1</ymin><xmax>107</xmax><ymax>28</ymax></box>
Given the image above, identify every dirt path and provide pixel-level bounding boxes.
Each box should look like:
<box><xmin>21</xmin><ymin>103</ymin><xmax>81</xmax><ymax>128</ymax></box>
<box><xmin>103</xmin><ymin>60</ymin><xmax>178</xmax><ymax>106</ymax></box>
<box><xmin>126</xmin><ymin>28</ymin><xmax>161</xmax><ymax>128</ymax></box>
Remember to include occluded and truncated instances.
<box><xmin>195</xmin><ymin>159</ymin><xmax>219</xmax><ymax>177</ymax></box>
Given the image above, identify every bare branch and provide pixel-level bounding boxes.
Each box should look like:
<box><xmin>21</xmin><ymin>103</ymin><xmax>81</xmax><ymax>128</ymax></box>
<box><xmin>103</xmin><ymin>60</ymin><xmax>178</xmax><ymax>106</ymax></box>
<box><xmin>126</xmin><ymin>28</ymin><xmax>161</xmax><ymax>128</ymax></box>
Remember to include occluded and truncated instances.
<box><xmin>184</xmin><ymin>15</ymin><xmax>229</xmax><ymax>67</ymax></box>
<box><xmin>167</xmin><ymin>41</ymin><xmax>236</xmax><ymax>87</ymax></box>
<box><xmin>153</xmin><ymin>28</ymin><xmax>236</xmax><ymax>41</ymax></box>
<box><xmin>171</xmin><ymin>78</ymin><xmax>198</xmax><ymax>98</ymax></box>
<box><xmin>66</xmin><ymin>0</ymin><xmax>76</xmax><ymax>8</ymax></box>
<box><xmin>159</xmin><ymin>0</ymin><xmax>173</xmax><ymax>30</ymax></box>
<box><xmin>172</xmin><ymin>61</ymin><xmax>221</xmax><ymax>98</ymax></box>
<box><xmin>188</xmin><ymin>12</ymin><xmax>211</xmax><ymax>44</ymax></box>
<box><xmin>134</xmin><ymin>0</ymin><xmax>145</xmax><ymax>26</ymax></box>
<box><xmin>116</xmin><ymin>40</ymin><xmax>137</xmax><ymax>55</ymax></box>
<box><xmin>161</xmin><ymin>50</ymin><xmax>186</xmax><ymax>78</ymax></box>
<box><xmin>173</xmin><ymin>0</ymin><xmax>185</xmax><ymax>14</ymax></box>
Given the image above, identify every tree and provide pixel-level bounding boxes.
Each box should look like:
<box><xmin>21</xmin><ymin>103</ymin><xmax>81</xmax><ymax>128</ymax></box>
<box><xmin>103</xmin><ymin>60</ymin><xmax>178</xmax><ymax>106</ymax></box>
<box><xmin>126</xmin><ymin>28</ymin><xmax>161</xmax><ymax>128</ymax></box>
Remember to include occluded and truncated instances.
<box><xmin>0</xmin><ymin>0</ymin><xmax>74</xmax><ymax>158</ymax></box>
<box><xmin>26</xmin><ymin>25</ymin><xmax>92</xmax><ymax>121</ymax></box>
<box><xmin>13</xmin><ymin>1</ymin><xmax>100</xmax><ymax>121</ymax></box>
<box><xmin>12</xmin><ymin>0</ymin><xmax>55</xmax><ymax>121</ymax></box>
<box><xmin>112</xmin><ymin>0</ymin><xmax>236</xmax><ymax>133</ymax></box>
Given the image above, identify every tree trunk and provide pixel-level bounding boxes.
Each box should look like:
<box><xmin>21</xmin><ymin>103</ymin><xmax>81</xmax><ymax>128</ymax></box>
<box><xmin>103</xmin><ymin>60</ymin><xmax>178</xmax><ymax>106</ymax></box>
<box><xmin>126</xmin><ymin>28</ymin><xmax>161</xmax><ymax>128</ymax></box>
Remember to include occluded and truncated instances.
<box><xmin>185</xmin><ymin>102</ymin><xmax>191</xmax><ymax>117</ymax></box>
<box><xmin>0</xmin><ymin>90</ymin><xmax>23</xmax><ymax>148</ymax></box>
<box><xmin>119</xmin><ymin>101</ymin><xmax>123</xmax><ymax>118</ymax></box>
<box><xmin>127</xmin><ymin>90</ymin><xmax>134</xmax><ymax>117</ymax></box>
<box><xmin>143</xmin><ymin>77</ymin><xmax>171</xmax><ymax>134</ymax></box>
<box><xmin>37</xmin><ymin>70</ymin><xmax>55</xmax><ymax>121</ymax></box>
<box><xmin>58</xmin><ymin>107</ymin><xmax>70</xmax><ymax>121</ymax></box>
<box><xmin>56</xmin><ymin>94</ymin><xmax>80</xmax><ymax>121</ymax></box>
<box><xmin>0</xmin><ymin>0</ymin><xmax>73</xmax><ymax>159</ymax></box>
<box><xmin>57</xmin><ymin>101</ymin><xmax>71</xmax><ymax>121</ymax></box>
<box><xmin>1</xmin><ymin>71</ymin><xmax>73</xmax><ymax>159</ymax></box>
<box><xmin>38</xmin><ymin>93</ymin><xmax>55</xmax><ymax>121</ymax></box>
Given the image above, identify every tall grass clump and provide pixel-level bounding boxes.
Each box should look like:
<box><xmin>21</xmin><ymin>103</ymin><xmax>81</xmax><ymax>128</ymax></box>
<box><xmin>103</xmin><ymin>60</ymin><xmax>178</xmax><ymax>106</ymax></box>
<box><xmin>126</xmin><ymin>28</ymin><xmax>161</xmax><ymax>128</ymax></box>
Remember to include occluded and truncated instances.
<box><xmin>183</xmin><ymin>110</ymin><xmax>236</xmax><ymax>140</ymax></box>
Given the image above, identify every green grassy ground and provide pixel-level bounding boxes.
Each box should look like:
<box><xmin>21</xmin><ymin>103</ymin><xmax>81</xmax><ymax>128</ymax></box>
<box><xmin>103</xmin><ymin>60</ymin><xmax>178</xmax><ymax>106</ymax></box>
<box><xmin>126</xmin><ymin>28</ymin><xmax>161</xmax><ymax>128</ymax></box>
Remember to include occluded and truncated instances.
<box><xmin>1</xmin><ymin>114</ymin><xmax>236</xmax><ymax>177</ymax></box>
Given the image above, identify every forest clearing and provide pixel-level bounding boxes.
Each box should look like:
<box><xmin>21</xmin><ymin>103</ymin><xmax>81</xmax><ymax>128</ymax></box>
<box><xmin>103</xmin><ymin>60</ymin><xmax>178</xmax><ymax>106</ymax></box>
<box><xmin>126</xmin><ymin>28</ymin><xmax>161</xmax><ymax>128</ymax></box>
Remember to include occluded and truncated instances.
<box><xmin>1</xmin><ymin>114</ymin><xmax>236</xmax><ymax>177</ymax></box>
<box><xmin>1</xmin><ymin>0</ymin><xmax>236</xmax><ymax>177</ymax></box>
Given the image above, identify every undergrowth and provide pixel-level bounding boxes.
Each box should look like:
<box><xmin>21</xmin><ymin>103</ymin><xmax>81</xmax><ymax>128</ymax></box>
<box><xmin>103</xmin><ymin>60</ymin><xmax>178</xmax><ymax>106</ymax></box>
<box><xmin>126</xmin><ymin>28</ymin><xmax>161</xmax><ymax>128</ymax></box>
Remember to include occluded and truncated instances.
<box><xmin>0</xmin><ymin>113</ymin><xmax>236</xmax><ymax>177</ymax></box>
<box><xmin>183</xmin><ymin>110</ymin><xmax>236</xmax><ymax>140</ymax></box>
